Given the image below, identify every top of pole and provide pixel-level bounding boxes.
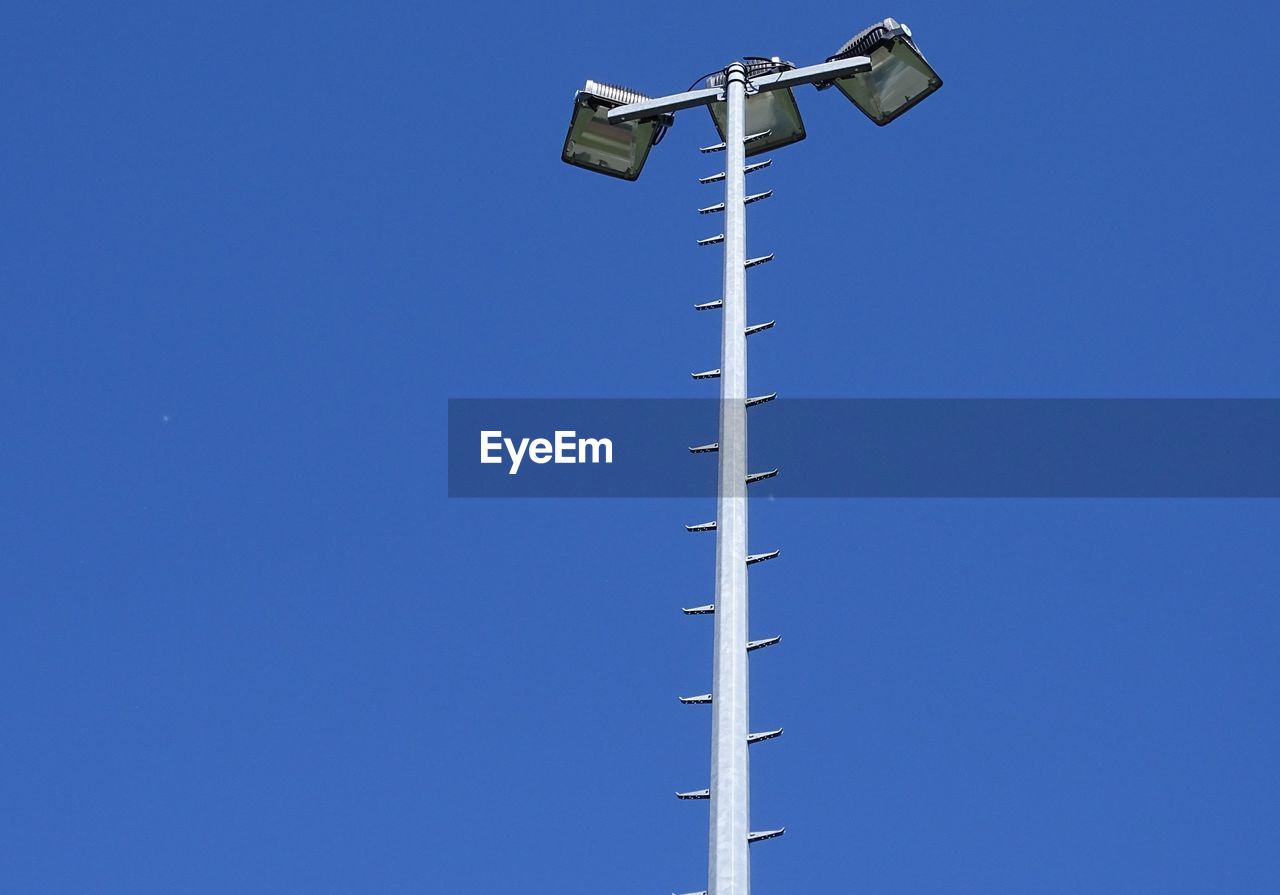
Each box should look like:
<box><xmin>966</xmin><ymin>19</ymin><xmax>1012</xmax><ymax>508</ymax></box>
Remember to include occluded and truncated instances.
<box><xmin>603</xmin><ymin>55</ymin><xmax>871</xmax><ymax>125</ymax></box>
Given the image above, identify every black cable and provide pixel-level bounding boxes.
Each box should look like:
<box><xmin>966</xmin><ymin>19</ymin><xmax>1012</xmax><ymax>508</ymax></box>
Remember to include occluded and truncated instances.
<box><xmin>685</xmin><ymin>67</ymin><xmax>728</xmax><ymax>92</ymax></box>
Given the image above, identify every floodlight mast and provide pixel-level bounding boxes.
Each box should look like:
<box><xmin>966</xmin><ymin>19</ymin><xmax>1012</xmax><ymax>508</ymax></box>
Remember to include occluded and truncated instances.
<box><xmin>570</xmin><ymin>36</ymin><xmax>935</xmax><ymax>895</ymax></box>
<box><xmin>593</xmin><ymin>54</ymin><xmax>866</xmax><ymax>895</ymax></box>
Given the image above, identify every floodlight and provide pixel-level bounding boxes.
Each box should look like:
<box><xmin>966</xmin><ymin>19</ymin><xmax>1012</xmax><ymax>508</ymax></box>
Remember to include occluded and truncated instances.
<box><xmin>561</xmin><ymin>81</ymin><xmax>671</xmax><ymax>180</ymax></box>
<box><xmin>706</xmin><ymin>61</ymin><xmax>806</xmax><ymax>157</ymax></box>
<box><xmin>825</xmin><ymin>18</ymin><xmax>942</xmax><ymax>125</ymax></box>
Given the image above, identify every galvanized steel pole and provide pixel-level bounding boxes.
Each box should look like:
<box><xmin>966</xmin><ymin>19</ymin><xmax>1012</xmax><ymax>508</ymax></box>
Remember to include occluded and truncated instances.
<box><xmin>586</xmin><ymin>47</ymin><xmax>891</xmax><ymax>895</ymax></box>
<box><xmin>708</xmin><ymin>61</ymin><xmax>750</xmax><ymax>895</ymax></box>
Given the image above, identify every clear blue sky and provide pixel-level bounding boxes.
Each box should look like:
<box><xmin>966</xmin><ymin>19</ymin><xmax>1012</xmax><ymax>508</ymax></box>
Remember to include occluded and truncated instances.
<box><xmin>3</xmin><ymin>1</ymin><xmax>1279</xmax><ymax>892</ymax></box>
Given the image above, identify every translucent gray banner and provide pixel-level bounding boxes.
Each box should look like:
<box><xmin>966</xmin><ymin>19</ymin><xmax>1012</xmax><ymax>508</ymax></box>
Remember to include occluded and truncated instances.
<box><xmin>447</xmin><ymin>399</ymin><xmax>1280</xmax><ymax>497</ymax></box>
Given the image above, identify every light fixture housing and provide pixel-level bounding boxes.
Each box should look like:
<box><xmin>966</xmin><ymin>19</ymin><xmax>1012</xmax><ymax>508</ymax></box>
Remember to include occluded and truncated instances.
<box><xmin>561</xmin><ymin>80</ymin><xmax>670</xmax><ymax>181</ymax></box>
<box><xmin>825</xmin><ymin>18</ymin><xmax>942</xmax><ymax>126</ymax></box>
<box><xmin>706</xmin><ymin>60</ymin><xmax>806</xmax><ymax>157</ymax></box>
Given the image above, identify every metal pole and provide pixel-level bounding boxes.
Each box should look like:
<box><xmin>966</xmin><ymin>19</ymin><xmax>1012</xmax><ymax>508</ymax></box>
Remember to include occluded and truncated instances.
<box><xmin>594</xmin><ymin>50</ymin><xmax>881</xmax><ymax>894</ymax></box>
<box><xmin>709</xmin><ymin>61</ymin><xmax>750</xmax><ymax>895</ymax></box>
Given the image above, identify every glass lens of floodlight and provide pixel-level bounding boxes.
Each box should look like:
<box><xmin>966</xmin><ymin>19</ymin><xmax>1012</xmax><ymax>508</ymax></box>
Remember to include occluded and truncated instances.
<box><xmin>834</xmin><ymin>38</ymin><xmax>941</xmax><ymax>125</ymax></box>
<box><xmin>708</xmin><ymin>88</ymin><xmax>806</xmax><ymax>157</ymax></box>
<box><xmin>561</xmin><ymin>95</ymin><xmax>659</xmax><ymax>180</ymax></box>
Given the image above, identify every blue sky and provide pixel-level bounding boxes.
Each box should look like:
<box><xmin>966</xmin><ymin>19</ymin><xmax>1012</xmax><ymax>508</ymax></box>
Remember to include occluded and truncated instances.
<box><xmin>3</xmin><ymin>1</ymin><xmax>1279</xmax><ymax>892</ymax></box>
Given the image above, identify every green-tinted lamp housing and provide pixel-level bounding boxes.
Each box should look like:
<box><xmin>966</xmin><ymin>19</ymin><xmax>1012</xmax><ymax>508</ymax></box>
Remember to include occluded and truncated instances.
<box><xmin>706</xmin><ymin>60</ymin><xmax>806</xmax><ymax>157</ymax></box>
<box><xmin>561</xmin><ymin>80</ymin><xmax>670</xmax><ymax>180</ymax></box>
<box><xmin>825</xmin><ymin>18</ymin><xmax>942</xmax><ymax>126</ymax></box>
